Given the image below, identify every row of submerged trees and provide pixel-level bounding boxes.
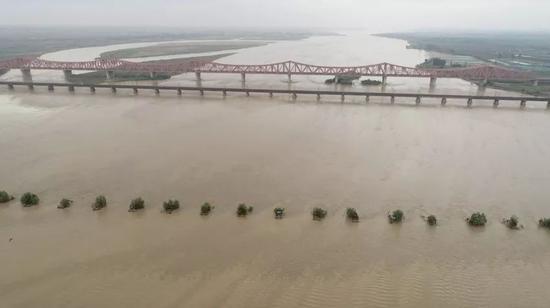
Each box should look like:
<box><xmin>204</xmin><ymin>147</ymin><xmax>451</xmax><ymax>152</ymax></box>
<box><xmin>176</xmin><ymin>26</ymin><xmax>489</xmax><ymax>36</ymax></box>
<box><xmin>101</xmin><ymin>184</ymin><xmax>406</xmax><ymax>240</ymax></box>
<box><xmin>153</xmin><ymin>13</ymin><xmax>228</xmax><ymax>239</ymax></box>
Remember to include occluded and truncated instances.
<box><xmin>2</xmin><ymin>190</ymin><xmax>550</xmax><ymax>229</ymax></box>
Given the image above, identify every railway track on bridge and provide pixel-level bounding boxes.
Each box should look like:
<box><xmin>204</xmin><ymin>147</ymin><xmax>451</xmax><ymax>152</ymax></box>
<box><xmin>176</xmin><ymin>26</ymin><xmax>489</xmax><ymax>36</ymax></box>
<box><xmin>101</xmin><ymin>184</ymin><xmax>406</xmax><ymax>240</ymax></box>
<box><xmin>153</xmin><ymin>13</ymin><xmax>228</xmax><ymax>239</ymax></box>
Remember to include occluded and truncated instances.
<box><xmin>1</xmin><ymin>81</ymin><xmax>549</xmax><ymax>109</ymax></box>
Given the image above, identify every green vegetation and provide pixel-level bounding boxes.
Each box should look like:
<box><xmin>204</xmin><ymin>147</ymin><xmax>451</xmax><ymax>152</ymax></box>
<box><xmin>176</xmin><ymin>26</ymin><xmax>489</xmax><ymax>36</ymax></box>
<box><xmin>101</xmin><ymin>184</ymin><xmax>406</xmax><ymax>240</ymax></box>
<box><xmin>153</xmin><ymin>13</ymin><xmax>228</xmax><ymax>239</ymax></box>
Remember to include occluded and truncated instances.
<box><xmin>346</xmin><ymin>208</ymin><xmax>359</xmax><ymax>222</ymax></box>
<box><xmin>427</xmin><ymin>215</ymin><xmax>437</xmax><ymax>226</ymax></box>
<box><xmin>274</xmin><ymin>207</ymin><xmax>285</xmax><ymax>219</ymax></box>
<box><xmin>312</xmin><ymin>207</ymin><xmax>328</xmax><ymax>220</ymax></box>
<box><xmin>467</xmin><ymin>212</ymin><xmax>487</xmax><ymax>226</ymax></box>
<box><xmin>361</xmin><ymin>79</ymin><xmax>383</xmax><ymax>86</ymax></box>
<box><xmin>57</xmin><ymin>198</ymin><xmax>73</xmax><ymax>209</ymax></box>
<box><xmin>92</xmin><ymin>195</ymin><xmax>107</xmax><ymax>211</ymax></box>
<box><xmin>129</xmin><ymin>197</ymin><xmax>145</xmax><ymax>212</ymax></box>
<box><xmin>539</xmin><ymin>218</ymin><xmax>550</xmax><ymax>229</ymax></box>
<box><xmin>163</xmin><ymin>200</ymin><xmax>180</xmax><ymax>213</ymax></box>
<box><xmin>0</xmin><ymin>190</ymin><xmax>15</xmax><ymax>203</ymax></box>
<box><xmin>237</xmin><ymin>203</ymin><xmax>253</xmax><ymax>217</ymax></box>
<box><xmin>20</xmin><ymin>192</ymin><xmax>39</xmax><ymax>207</ymax></box>
<box><xmin>388</xmin><ymin>210</ymin><xmax>404</xmax><ymax>224</ymax></box>
<box><xmin>200</xmin><ymin>202</ymin><xmax>213</xmax><ymax>216</ymax></box>
<box><xmin>503</xmin><ymin>215</ymin><xmax>520</xmax><ymax>229</ymax></box>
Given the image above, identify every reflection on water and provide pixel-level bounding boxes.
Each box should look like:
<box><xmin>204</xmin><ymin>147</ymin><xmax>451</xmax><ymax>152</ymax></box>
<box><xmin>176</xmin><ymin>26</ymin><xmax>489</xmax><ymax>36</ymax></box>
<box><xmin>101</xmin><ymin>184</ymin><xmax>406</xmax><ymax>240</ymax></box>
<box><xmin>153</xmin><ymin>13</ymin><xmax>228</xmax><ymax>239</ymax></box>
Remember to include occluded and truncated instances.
<box><xmin>0</xmin><ymin>32</ymin><xmax>549</xmax><ymax>308</ymax></box>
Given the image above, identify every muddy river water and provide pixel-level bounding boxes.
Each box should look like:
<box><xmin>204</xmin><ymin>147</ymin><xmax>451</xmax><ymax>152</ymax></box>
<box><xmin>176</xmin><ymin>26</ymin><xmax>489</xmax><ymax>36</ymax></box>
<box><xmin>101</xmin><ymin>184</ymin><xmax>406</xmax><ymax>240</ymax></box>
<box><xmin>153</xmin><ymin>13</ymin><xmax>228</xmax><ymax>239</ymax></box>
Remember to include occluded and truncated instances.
<box><xmin>1</xmin><ymin>32</ymin><xmax>550</xmax><ymax>307</ymax></box>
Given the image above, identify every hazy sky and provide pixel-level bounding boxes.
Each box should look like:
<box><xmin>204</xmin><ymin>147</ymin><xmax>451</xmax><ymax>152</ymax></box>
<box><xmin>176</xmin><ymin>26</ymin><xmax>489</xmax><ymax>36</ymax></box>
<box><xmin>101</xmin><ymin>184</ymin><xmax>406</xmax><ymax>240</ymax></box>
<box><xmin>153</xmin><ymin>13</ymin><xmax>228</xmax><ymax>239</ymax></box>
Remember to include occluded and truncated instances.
<box><xmin>2</xmin><ymin>0</ymin><xmax>550</xmax><ymax>32</ymax></box>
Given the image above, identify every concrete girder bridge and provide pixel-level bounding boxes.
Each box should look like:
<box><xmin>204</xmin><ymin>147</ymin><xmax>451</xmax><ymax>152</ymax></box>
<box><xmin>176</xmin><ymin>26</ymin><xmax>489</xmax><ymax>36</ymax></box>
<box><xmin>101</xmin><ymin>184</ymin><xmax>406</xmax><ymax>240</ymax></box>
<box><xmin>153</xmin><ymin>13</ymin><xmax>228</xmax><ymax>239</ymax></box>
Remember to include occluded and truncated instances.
<box><xmin>0</xmin><ymin>57</ymin><xmax>536</xmax><ymax>85</ymax></box>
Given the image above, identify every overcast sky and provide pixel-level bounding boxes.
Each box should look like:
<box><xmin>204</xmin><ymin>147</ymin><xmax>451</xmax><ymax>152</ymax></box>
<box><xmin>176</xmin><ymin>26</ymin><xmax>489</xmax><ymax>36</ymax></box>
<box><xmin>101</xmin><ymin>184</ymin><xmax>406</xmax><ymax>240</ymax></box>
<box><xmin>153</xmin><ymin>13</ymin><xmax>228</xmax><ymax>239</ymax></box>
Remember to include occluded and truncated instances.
<box><xmin>2</xmin><ymin>0</ymin><xmax>550</xmax><ymax>32</ymax></box>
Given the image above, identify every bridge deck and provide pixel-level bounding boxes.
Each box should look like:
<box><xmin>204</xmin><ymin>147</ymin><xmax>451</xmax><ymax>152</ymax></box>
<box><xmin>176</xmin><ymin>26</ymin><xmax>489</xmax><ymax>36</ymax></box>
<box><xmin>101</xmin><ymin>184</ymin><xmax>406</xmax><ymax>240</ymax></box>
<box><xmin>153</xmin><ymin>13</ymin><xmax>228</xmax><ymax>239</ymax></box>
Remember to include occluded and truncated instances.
<box><xmin>1</xmin><ymin>81</ymin><xmax>549</xmax><ymax>103</ymax></box>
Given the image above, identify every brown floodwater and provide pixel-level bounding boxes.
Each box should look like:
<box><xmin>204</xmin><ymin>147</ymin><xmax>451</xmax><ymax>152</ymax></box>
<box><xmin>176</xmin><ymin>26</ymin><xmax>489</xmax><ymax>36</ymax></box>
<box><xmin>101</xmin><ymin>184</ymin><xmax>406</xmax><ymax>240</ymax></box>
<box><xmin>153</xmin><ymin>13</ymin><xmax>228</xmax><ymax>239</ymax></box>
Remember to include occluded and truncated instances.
<box><xmin>1</xmin><ymin>87</ymin><xmax>550</xmax><ymax>308</ymax></box>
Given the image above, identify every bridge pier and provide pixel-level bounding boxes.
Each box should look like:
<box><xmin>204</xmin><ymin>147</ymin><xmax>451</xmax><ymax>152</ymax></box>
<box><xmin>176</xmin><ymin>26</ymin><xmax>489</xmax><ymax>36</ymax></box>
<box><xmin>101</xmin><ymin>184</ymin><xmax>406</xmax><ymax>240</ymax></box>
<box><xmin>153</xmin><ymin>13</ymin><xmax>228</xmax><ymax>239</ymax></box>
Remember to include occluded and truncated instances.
<box><xmin>288</xmin><ymin>74</ymin><xmax>292</xmax><ymax>83</ymax></box>
<box><xmin>195</xmin><ymin>72</ymin><xmax>201</xmax><ymax>81</ymax></box>
<box><xmin>246</xmin><ymin>91</ymin><xmax>250</xmax><ymax>97</ymax></box>
<box><xmin>90</xmin><ymin>86</ymin><xmax>96</xmax><ymax>93</ymax></box>
<box><xmin>178</xmin><ymin>89</ymin><xmax>183</xmax><ymax>96</ymax></box>
<box><xmin>63</xmin><ymin>70</ymin><xmax>73</xmax><ymax>80</ymax></box>
<box><xmin>154</xmin><ymin>88</ymin><xmax>160</xmax><ymax>95</ymax></box>
<box><xmin>133</xmin><ymin>88</ymin><xmax>138</xmax><ymax>95</ymax></box>
<box><xmin>390</xmin><ymin>96</ymin><xmax>395</xmax><ymax>104</ymax></box>
<box><xmin>48</xmin><ymin>85</ymin><xmax>54</xmax><ymax>92</ymax></box>
<box><xmin>292</xmin><ymin>93</ymin><xmax>297</xmax><ymax>100</ymax></box>
<box><xmin>429</xmin><ymin>77</ymin><xmax>437</xmax><ymax>87</ymax></box>
<box><xmin>269</xmin><ymin>92</ymin><xmax>273</xmax><ymax>98</ymax></box>
<box><xmin>111</xmin><ymin>87</ymin><xmax>117</xmax><ymax>94</ymax></box>
<box><xmin>27</xmin><ymin>84</ymin><xmax>34</xmax><ymax>91</ymax></box>
<box><xmin>365</xmin><ymin>95</ymin><xmax>369</xmax><ymax>103</ymax></box>
<box><xmin>7</xmin><ymin>83</ymin><xmax>14</xmax><ymax>90</ymax></box>
<box><xmin>441</xmin><ymin>97</ymin><xmax>447</xmax><ymax>106</ymax></box>
<box><xmin>106</xmin><ymin>71</ymin><xmax>115</xmax><ymax>81</ymax></box>
<box><xmin>382</xmin><ymin>75</ymin><xmax>387</xmax><ymax>86</ymax></box>
<box><xmin>533</xmin><ymin>80</ymin><xmax>539</xmax><ymax>87</ymax></box>
<box><xmin>493</xmin><ymin>99</ymin><xmax>499</xmax><ymax>108</ymax></box>
<box><xmin>222</xmin><ymin>90</ymin><xmax>227</xmax><ymax>97</ymax></box>
<box><xmin>341</xmin><ymin>94</ymin><xmax>345</xmax><ymax>103</ymax></box>
<box><xmin>520</xmin><ymin>99</ymin><xmax>526</xmax><ymax>108</ymax></box>
<box><xmin>415</xmin><ymin>96</ymin><xmax>421</xmax><ymax>105</ymax></box>
<box><xmin>21</xmin><ymin>69</ymin><xmax>32</xmax><ymax>82</ymax></box>
<box><xmin>68</xmin><ymin>85</ymin><xmax>75</xmax><ymax>93</ymax></box>
<box><xmin>547</xmin><ymin>101</ymin><xmax>550</xmax><ymax>109</ymax></box>
<box><xmin>200</xmin><ymin>90</ymin><xmax>204</xmax><ymax>96</ymax></box>
<box><xmin>317</xmin><ymin>93</ymin><xmax>321</xmax><ymax>101</ymax></box>
<box><xmin>467</xmin><ymin>98</ymin><xmax>473</xmax><ymax>107</ymax></box>
<box><xmin>150</xmin><ymin>72</ymin><xmax>157</xmax><ymax>79</ymax></box>
<box><xmin>241</xmin><ymin>73</ymin><xmax>246</xmax><ymax>83</ymax></box>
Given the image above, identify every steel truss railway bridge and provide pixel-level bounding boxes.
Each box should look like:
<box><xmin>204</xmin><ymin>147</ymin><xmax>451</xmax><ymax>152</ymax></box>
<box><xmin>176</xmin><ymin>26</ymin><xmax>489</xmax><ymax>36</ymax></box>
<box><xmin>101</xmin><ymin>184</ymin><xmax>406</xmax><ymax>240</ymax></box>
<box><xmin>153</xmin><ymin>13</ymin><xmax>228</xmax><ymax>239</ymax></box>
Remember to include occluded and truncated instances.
<box><xmin>0</xmin><ymin>57</ymin><xmax>537</xmax><ymax>85</ymax></box>
<box><xmin>2</xmin><ymin>81</ymin><xmax>549</xmax><ymax>109</ymax></box>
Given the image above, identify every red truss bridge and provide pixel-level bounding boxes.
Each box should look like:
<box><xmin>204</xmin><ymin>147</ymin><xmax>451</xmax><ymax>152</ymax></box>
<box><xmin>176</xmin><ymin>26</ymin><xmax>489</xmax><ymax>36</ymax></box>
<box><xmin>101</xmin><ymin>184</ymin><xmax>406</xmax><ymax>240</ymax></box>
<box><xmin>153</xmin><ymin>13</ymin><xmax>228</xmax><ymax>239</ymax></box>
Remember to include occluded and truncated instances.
<box><xmin>0</xmin><ymin>57</ymin><xmax>535</xmax><ymax>83</ymax></box>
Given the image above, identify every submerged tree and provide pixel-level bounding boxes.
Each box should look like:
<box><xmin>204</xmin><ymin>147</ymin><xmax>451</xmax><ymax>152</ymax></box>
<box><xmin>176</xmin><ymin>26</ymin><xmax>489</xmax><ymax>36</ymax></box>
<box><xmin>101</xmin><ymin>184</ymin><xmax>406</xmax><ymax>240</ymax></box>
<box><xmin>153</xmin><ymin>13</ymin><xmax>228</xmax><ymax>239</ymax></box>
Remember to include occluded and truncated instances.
<box><xmin>20</xmin><ymin>192</ymin><xmax>39</xmax><ymax>207</ymax></box>
<box><xmin>274</xmin><ymin>207</ymin><xmax>285</xmax><ymax>219</ymax></box>
<box><xmin>388</xmin><ymin>210</ymin><xmax>404</xmax><ymax>224</ymax></box>
<box><xmin>503</xmin><ymin>215</ymin><xmax>520</xmax><ymax>229</ymax></box>
<box><xmin>467</xmin><ymin>212</ymin><xmax>487</xmax><ymax>226</ymax></box>
<box><xmin>201</xmin><ymin>202</ymin><xmax>213</xmax><ymax>216</ymax></box>
<box><xmin>237</xmin><ymin>203</ymin><xmax>253</xmax><ymax>217</ymax></box>
<box><xmin>57</xmin><ymin>198</ymin><xmax>73</xmax><ymax>209</ymax></box>
<box><xmin>92</xmin><ymin>195</ymin><xmax>107</xmax><ymax>211</ymax></box>
<box><xmin>539</xmin><ymin>218</ymin><xmax>550</xmax><ymax>229</ymax></box>
<box><xmin>312</xmin><ymin>207</ymin><xmax>328</xmax><ymax>220</ymax></box>
<box><xmin>427</xmin><ymin>215</ymin><xmax>437</xmax><ymax>226</ymax></box>
<box><xmin>129</xmin><ymin>197</ymin><xmax>145</xmax><ymax>212</ymax></box>
<box><xmin>346</xmin><ymin>208</ymin><xmax>359</xmax><ymax>222</ymax></box>
<box><xmin>0</xmin><ymin>191</ymin><xmax>14</xmax><ymax>203</ymax></box>
<box><xmin>163</xmin><ymin>200</ymin><xmax>180</xmax><ymax>213</ymax></box>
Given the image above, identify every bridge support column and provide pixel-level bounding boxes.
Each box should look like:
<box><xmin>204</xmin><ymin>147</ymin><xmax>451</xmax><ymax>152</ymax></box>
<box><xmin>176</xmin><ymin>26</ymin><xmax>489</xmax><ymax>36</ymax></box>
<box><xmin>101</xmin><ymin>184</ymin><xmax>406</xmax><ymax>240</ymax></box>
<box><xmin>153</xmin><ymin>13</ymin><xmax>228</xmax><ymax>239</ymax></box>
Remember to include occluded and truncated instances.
<box><xmin>246</xmin><ymin>91</ymin><xmax>250</xmax><ymax>97</ymax></box>
<box><xmin>520</xmin><ymin>100</ymin><xmax>526</xmax><ymax>108</ymax></box>
<box><xmin>547</xmin><ymin>101</ymin><xmax>550</xmax><ymax>109</ymax></box>
<box><xmin>382</xmin><ymin>75</ymin><xmax>387</xmax><ymax>86</ymax></box>
<box><xmin>48</xmin><ymin>85</ymin><xmax>54</xmax><ymax>92</ymax></box>
<box><xmin>106</xmin><ymin>71</ymin><xmax>115</xmax><ymax>80</ymax></box>
<box><xmin>292</xmin><ymin>93</ymin><xmax>297</xmax><ymax>100</ymax></box>
<box><xmin>177</xmin><ymin>89</ymin><xmax>183</xmax><ymax>96</ymax></box>
<box><xmin>415</xmin><ymin>96</ymin><xmax>421</xmax><ymax>105</ymax></box>
<box><xmin>7</xmin><ymin>84</ymin><xmax>14</xmax><ymax>90</ymax></box>
<box><xmin>493</xmin><ymin>99</ymin><xmax>499</xmax><ymax>108</ymax></box>
<box><xmin>222</xmin><ymin>90</ymin><xmax>227</xmax><ymax>97</ymax></box>
<box><xmin>90</xmin><ymin>86</ymin><xmax>96</xmax><ymax>93</ymax></box>
<box><xmin>441</xmin><ymin>97</ymin><xmax>447</xmax><ymax>106</ymax></box>
<box><xmin>200</xmin><ymin>90</ymin><xmax>204</xmax><ymax>96</ymax></box>
<box><xmin>150</xmin><ymin>72</ymin><xmax>157</xmax><ymax>79</ymax></box>
<box><xmin>27</xmin><ymin>84</ymin><xmax>34</xmax><ymax>91</ymax></box>
<box><xmin>341</xmin><ymin>94</ymin><xmax>345</xmax><ymax>103</ymax></box>
<box><xmin>429</xmin><ymin>77</ymin><xmax>437</xmax><ymax>87</ymax></box>
<box><xmin>133</xmin><ymin>88</ymin><xmax>138</xmax><ymax>95</ymax></box>
<box><xmin>365</xmin><ymin>95</ymin><xmax>369</xmax><ymax>103</ymax></box>
<box><xmin>390</xmin><ymin>96</ymin><xmax>395</xmax><ymax>104</ymax></box>
<box><xmin>21</xmin><ymin>69</ymin><xmax>32</xmax><ymax>82</ymax></box>
<box><xmin>317</xmin><ymin>94</ymin><xmax>321</xmax><ymax>101</ymax></box>
<box><xmin>269</xmin><ymin>92</ymin><xmax>273</xmax><ymax>98</ymax></box>
<box><xmin>467</xmin><ymin>98</ymin><xmax>473</xmax><ymax>107</ymax></box>
<box><xmin>155</xmin><ymin>88</ymin><xmax>160</xmax><ymax>95</ymax></box>
<box><xmin>241</xmin><ymin>73</ymin><xmax>246</xmax><ymax>83</ymax></box>
<box><xmin>195</xmin><ymin>72</ymin><xmax>201</xmax><ymax>81</ymax></box>
<box><xmin>111</xmin><ymin>87</ymin><xmax>117</xmax><ymax>94</ymax></box>
<box><xmin>288</xmin><ymin>74</ymin><xmax>292</xmax><ymax>83</ymax></box>
<box><xmin>68</xmin><ymin>85</ymin><xmax>75</xmax><ymax>93</ymax></box>
<box><xmin>533</xmin><ymin>80</ymin><xmax>539</xmax><ymax>87</ymax></box>
<box><xmin>63</xmin><ymin>70</ymin><xmax>73</xmax><ymax>80</ymax></box>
